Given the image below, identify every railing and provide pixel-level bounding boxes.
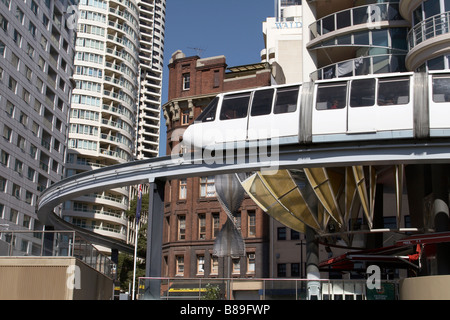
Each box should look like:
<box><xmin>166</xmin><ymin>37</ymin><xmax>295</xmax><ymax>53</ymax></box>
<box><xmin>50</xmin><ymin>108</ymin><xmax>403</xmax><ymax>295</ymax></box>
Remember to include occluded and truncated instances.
<box><xmin>408</xmin><ymin>11</ymin><xmax>450</xmax><ymax>50</ymax></box>
<box><xmin>0</xmin><ymin>230</ymin><xmax>115</xmax><ymax>278</ymax></box>
<box><xmin>311</xmin><ymin>54</ymin><xmax>407</xmax><ymax>80</ymax></box>
<box><xmin>137</xmin><ymin>277</ymin><xmax>399</xmax><ymax>300</ymax></box>
<box><xmin>310</xmin><ymin>3</ymin><xmax>403</xmax><ymax>40</ymax></box>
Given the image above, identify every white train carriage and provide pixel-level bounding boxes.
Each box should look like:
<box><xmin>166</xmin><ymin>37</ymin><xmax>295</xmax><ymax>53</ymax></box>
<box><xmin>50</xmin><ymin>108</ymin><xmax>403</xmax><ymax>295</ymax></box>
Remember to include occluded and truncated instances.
<box><xmin>183</xmin><ymin>84</ymin><xmax>302</xmax><ymax>150</ymax></box>
<box><xmin>312</xmin><ymin>72</ymin><xmax>414</xmax><ymax>143</ymax></box>
<box><xmin>182</xmin><ymin>71</ymin><xmax>450</xmax><ymax>150</ymax></box>
<box><xmin>429</xmin><ymin>71</ymin><xmax>450</xmax><ymax>137</ymax></box>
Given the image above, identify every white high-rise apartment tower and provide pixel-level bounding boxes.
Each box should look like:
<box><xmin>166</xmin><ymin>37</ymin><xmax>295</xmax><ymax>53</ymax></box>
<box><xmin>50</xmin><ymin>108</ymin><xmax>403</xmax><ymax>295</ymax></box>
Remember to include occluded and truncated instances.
<box><xmin>64</xmin><ymin>0</ymin><xmax>165</xmax><ymax>250</ymax></box>
<box><xmin>136</xmin><ymin>0</ymin><xmax>165</xmax><ymax>159</ymax></box>
<box><xmin>0</xmin><ymin>0</ymin><xmax>76</xmax><ymax>253</ymax></box>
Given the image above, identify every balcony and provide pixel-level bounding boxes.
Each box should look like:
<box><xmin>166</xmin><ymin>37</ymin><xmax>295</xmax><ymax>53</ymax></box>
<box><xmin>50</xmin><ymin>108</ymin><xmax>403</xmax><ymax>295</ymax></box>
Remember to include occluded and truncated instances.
<box><xmin>309</xmin><ymin>3</ymin><xmax>406</xmax><ymax>45</ymax></box>
<box><xmin>406</xmin><ymin>12</ymin><xmax>450</xmax><ymax>70</ymax></box>
<box><xmin>311</xmin><ymin>54</ymin><xmax>407</xmax><ymax>80</ymax></box>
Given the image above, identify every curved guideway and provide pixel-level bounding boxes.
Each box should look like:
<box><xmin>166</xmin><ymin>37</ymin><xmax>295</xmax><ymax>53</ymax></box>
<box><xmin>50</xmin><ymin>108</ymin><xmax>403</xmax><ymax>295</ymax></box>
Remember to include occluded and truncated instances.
<box><xmin>38</xmin><ymin>140</ymin><xmax>450</xmax><ymax>252</ymax></box>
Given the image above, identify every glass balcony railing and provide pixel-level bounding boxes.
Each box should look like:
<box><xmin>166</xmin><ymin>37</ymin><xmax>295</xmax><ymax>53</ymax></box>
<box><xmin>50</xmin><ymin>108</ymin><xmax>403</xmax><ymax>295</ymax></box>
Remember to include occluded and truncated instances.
<box><xmin>408</xmin><ymin>11</ymin><xmax>450</xmax><ymax>50</ymax></box>
<box><xmin>311</xmin><ymin>54</ymin><xmax>407</xmax><ymax>80</ymax></box>
<box><xmin>310</xmin><ymin>3</ymin><xmax>404</xmax><ymax>41</ymax></box>
<box><xmin>0</xmin><ymin>230</ymin><xmax>115</xmax><ymax>277</ymax></box>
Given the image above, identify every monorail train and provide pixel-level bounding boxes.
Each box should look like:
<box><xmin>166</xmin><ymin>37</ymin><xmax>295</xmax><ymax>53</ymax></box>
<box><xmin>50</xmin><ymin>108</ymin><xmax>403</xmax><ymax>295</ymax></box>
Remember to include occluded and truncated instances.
<box><xmin>182</xmin><ymin>71</ymin><xmax>450</xmax><ymax>150</ymax></box>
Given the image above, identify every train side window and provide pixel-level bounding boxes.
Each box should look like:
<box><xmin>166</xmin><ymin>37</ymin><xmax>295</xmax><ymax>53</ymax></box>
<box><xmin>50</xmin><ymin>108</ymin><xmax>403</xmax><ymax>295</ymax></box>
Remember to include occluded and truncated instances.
<box><xmin>316</xmin><ymin>82</ymin><xmax>347</xmax><ymax>110</ymax></box>
<box><xmin>350</xmin><ymin>79</ymin><xmax>375</xmax><ymax>107</ymax></box>
<box><xmin>251</xmin><ymin>88</ymin><xmax>274</xmax><ymax>116</ymax></box>
<box><xmin>377</xmin><ymin>77</ymin><xmax>410</xmax><ymax>106</ymax></box>
<box><xmin>220</xmin><ymin>93</ymin><xmax>250</xmax><ymax>120</ymax></box>
<box><xmin>432</xmin><ymin>77</ymin><xmax>450</xmax><ymax>103</ymax></box>
<box><xmin>274</xmin><ymin>86</ymin><xmax>299</xmax><ymax>114</ymax></box>
<box><xmin>196</xmin><ymin>97</ymin><xmax>219</xmax><ymax>123</ymax></box>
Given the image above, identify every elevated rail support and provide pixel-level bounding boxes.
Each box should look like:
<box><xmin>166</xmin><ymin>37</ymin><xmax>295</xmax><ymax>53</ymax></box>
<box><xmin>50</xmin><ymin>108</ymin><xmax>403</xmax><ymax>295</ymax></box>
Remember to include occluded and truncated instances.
<box><xmin>144</xmin><ymin>179</ymin><xmax>165</xmax><ymax>300</ymax></box>
<box><xmin>432</xmin><ymin>165</ymin><xmax>450</xmax><ymax>275</ymax></box>
<box><xmin>306</xmin><ymin>226</ymin><xmax>320</xmax><ymax>300</ymax></box>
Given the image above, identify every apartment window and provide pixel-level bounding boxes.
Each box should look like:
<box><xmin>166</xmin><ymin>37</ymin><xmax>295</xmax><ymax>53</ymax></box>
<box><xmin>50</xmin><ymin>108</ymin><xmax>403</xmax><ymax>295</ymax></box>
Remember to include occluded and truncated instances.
<box><xmin>9</xmin><ymin>208</ymin><xmax>18</xmax><ymax>223</ymax></box>
<box><xmin>181</xmin><ymin>109</ymin><xmax>189</xmax><ymax>125</ymax></box>
<box><xmin>28</xmin><ymin>22</ymin><xmax>36</xmax><ymax>38</ymax></box>
<box><xmin>211</xmin><ymin>256</ymin><xmax>219</xmax><ymax>275</ymax></box>
<box><xmin>232</xmin><ymin>258</ymin><xmax>241</xmax><ymax>274</ymax></box>
<box><xmin>179</xmin><ymin>179</ymin><xmax>187</xmax><ymax>200</ymax></box>
<box><xmin>182</xmin><ymin>73</ymin><xmax>190</xmax><ymax>90</ymax></box>
<box><xmin>27</xmin><ymin>168</ymin><xmax>35</xmax><ymax>181</ymax></box>
<box><xmin>8</xmin><ymin>76</ymin><xmax>17</xmax><ymax>93</ymax></box>
<box><xmin>0</xmin><ymin>13</ymin><xmax>8</xmax><ymax>31</ymax></box>
<box><xmin>213</xmin><ymin>70</ymin><xmax>220</xmax><ymax>88</ymax></box>
<box><xmin>176</xmin><ymin>256</ymin><xmax>184</xmax><ymax>276</ymax></box>
<box><xmin>23</xmin><ymin>214</ymin><xmax>31</xmax><ymax>228</ymax></box>
<box><xmin>12</xmin><ymin>183</ymin><xmax>20</xmax><ymax>199</ymax></box>
<box><xmin>13</xmin><ymin>29</ymin><xmax>22</xmax><ymax>46</ymax></box>
<box><xmin>22</xmin><ymin>89</ymin><xmax>30</xmax><ymax>104</ymax></box>
<box><xmin>197</xmin><ymin>255</ymin><xmax>205</xmax><ymax>275</ymax></box>
<box><xmin>212</xmin><ymin>213</ymin><xmax>220</xmax><ymax>238</ymax></box>
<box><xmin>17</xmin><ymin>135</ymin><xmax>26</xmax><ymax>151</ymax></box>
<box><xmin>25</xmin><ymin>192</ymin><xmax>33</xmax><ymax>205</ymax></box>
<box><xmin>277</xmin><ymin>263</ymin><xmax>287</xmax><ymax>277</ymax></box>
<box><xmin>291</xmin><ymin>263</ymin><xmax>300</xmax><ymax>277</ymax></box>
<box><xmin>177</xmin><ymin>215</ymin><xmax>186</xmax><ymax>240</ymax></box>
<box><xmin>0</xmin><ymin>150</ymin><xmax>9</xmax><ymax>166</ymax></box>
<box><xmin>0</xmin><ymin>176</ymin><xmax>5</xmax><ymax>194</ymax></box>
<box><xmin>31</xmin><ymin>0</ymin><xmax>39</xmax><ymax>15</ymax></box>
<box><xmin>0</xmin><ymin>40</ymin><xmax>4</xmax><ymax>57</ymax></box>
<box><xmin>200</xmin><ymin>176</ymin><xmax>215</xmax><ymax>197</ymax></box>
<box><xmin>10</xmin><ymin>52</ymin><xmax>19</xmax><ymax>69</ymax></box>
<box><xmin>15</xmin><ymin>7</ymin><xmax>24</xmax><ymax>24</ymax></box>
<box><xmin>14</xmin><ymin>159</ymin><xmax>23</xmax><ymax>175</ymax></box>
<box><xmin>29</xmin><ymin>144</ymin><xmax>37</xmax><ymax>158</ymax></box>
<box><xmin>291</xmin><ymin>229</ymin><xmax>300</xmax><ymax>240</ymax></box>
<box><xmin>248</xmin><ymin>211</ymin><xmax>256</xmax><ymax>237</ymax></box>
<box><xmin>25</xmin><ymin>66</ymin><xmax>32</xmax><ymax>81</ymax></box>
<box><xmin>277</xmin><ymin>227</ymin><xmax>286</xmax><ymax>240</ymax></box>
<box><xmin>247</xmin><ymin>253</ymin><xmax>256</xmax><ymax>274</ymax></box>
<box><xmin>198</xmin><ymin>214</ymin><xmax>206</xmax><ymax>240</ymax></box>
<box><xmin>5</xmin><ymin>100</ymin><xmax>14</xmax><ymax>117</ymax></box>
<box><xmin>19</xmin><ymin>111</ymin><xmax>28</xmax><ymax>126</ymax></box>
<box><xmin>26</xmin><ymin>44</ymin><xmax>34</xmax><ymax>58</ymax></box>
<box><xmin>3</xmin><ymin>125</ymin><xmax>12</xmax><ymax>141</ymax></box>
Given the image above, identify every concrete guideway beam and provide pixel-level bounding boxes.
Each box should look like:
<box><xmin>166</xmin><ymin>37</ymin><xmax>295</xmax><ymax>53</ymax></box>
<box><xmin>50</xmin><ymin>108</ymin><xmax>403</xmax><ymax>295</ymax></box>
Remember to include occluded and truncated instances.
<box><xmin>37</xmin><ymin>140</ymin><xmax>450</xmax><ymax>252</ymax></box>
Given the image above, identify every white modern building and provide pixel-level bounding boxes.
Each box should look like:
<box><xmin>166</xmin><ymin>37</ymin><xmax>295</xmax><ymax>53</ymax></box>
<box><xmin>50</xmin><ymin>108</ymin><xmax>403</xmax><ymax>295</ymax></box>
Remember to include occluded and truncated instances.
<box><xmin>0</xmin><ymin>0</ymin><xmax>76</xmax><ymax>252</ymax></box>
<box><xmin>63</xmin><ymin>0</ymin><xmax>165</xmax><ymax>251</ymax></box>
<box><xmin>263</xmin><ymin>0</ymin><xmax>303</xmax><ymax>84</ymax></box>
<box><xmin>136</xmin><ymin>0</ymin><xmax>166</xmax><ymax>160</ymax></box>
<box><xmin>64</xmin><ymin>0</ymin><xmax>140</xmax><ymax>249</ymax></box>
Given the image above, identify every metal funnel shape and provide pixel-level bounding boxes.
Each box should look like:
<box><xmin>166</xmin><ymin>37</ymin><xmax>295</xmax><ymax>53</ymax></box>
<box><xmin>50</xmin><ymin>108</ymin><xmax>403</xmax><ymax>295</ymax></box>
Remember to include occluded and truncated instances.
<box><xmin>214</xmin><ymin>174</ymin><xmax>246</xmax><ymax>224</ymax></box>
<box><xmin>214</xmin><ymin>173</ymin><xmax>247</xmax><ymax>257</ymax></box>
<box><xmin>213</xmin><ymin>218</ymin><xmax>245</xmax><ymax>257</ymax></box>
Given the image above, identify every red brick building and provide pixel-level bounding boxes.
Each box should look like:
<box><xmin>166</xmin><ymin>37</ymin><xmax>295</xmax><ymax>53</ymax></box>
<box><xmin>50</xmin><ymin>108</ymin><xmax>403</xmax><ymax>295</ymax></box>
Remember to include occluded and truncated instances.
<box><xmin>161</xmin><ymin>50</ymin><xmax>272</xmax><ymax>278</ymax></box>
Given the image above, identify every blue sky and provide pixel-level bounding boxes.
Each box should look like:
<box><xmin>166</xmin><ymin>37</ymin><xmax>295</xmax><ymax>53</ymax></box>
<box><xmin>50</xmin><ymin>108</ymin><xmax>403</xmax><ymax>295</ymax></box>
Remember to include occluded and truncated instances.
<box><xmin>159</xmin><ymin>0</ymin><xmax>275</xmax><ymax>155</ymax></box>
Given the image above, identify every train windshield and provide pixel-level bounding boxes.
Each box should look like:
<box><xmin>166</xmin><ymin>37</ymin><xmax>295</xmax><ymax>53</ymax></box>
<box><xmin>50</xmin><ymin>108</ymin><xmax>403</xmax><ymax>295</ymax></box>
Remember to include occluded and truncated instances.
<box><xmin>220</xmin><ymin>93</ymin><xmax>250</xmax><ymax>120</ymax></box>
<box><xmin>196</xmin><ymin>97</ymin><xmax>219</xmax><ymax>122</ymax></box>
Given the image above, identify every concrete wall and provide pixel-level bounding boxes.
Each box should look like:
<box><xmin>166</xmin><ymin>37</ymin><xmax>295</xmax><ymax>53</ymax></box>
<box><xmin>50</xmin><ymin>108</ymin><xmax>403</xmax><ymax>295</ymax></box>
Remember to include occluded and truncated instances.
<box><xmin>399</xmin><ymin>275</ymin><xmax>450</xmax><ymax>300</ymax></box>
<box><xmin>0</xmin><ymin>257</ymin><xmax>113</xmax><ymax>300</ymax></box>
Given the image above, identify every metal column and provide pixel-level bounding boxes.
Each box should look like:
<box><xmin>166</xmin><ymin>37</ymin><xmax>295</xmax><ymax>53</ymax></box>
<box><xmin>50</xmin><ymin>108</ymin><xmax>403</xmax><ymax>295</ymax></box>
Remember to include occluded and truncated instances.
<box><xmin>144</xmin><ymin>179</ymin><xmax>165</xmax><ymax>299</ymax></box>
